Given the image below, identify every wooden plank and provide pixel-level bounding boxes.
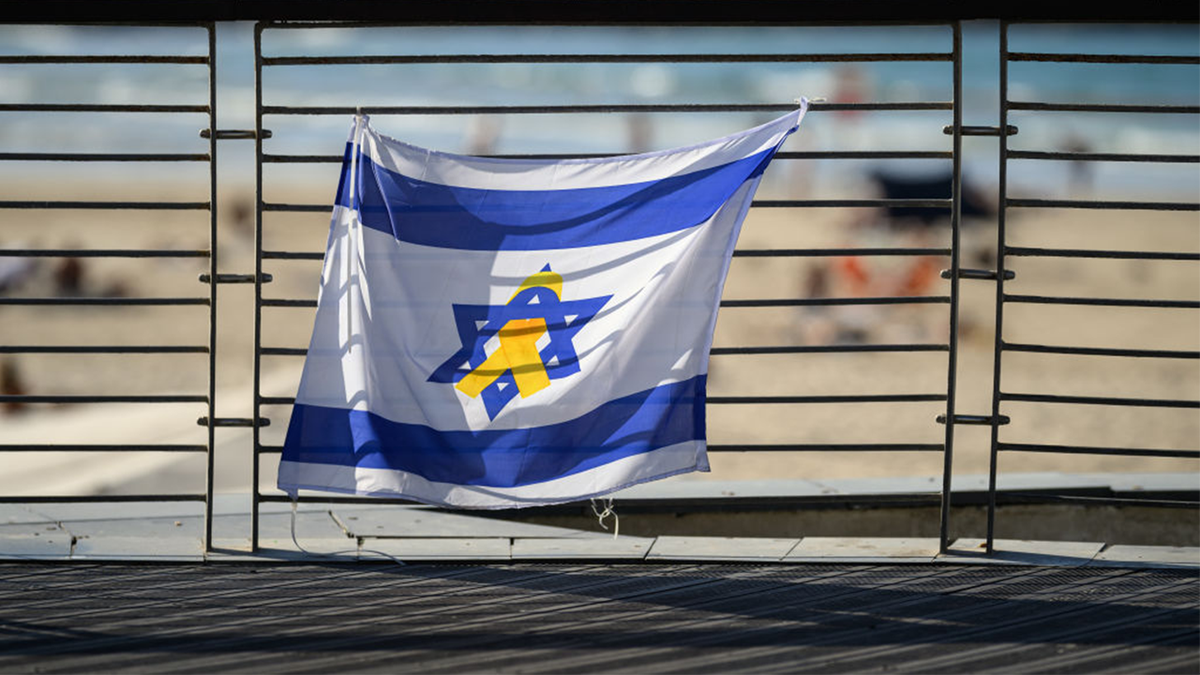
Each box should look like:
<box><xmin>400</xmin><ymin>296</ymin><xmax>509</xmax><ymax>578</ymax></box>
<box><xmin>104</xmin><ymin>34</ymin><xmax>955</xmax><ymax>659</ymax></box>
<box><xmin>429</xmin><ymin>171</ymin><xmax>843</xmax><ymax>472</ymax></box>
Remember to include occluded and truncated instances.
<box><xmin>0</xmin><ymin>533</ymin><xmax>72</xmax><ymax>559</ymax></box>
<box><xmin>511</xmin><ymin>536</ymin><xmax>652</xmax><ymax>560</ymax></box>
<box><xmin>786</xmin><ymin>537</ymin><xmax>940</xmax><ymax>562</ymax></box>
<box><xmin>940</xmin><ymin>539</ymin><xmax>1104</xmax><ymax>566</ymax></box>
<box><xmin>71</xmin><ymin>535</ymin><xmax>204</xmax><ymax>561</ymax></box>
<box><xmin>646</xmin><ymin>536</ymin><xmax>799</xmax><ymax>561</ymax></box>
<box><xmin>1091</xmin><ymin>545</ymin><xmax>1200</xmax><ymax>568</ymax></box>
<box><xmin>360</xmin><ymin>537</ymin><xmax>511</xmax><ymax>561</ymax></box>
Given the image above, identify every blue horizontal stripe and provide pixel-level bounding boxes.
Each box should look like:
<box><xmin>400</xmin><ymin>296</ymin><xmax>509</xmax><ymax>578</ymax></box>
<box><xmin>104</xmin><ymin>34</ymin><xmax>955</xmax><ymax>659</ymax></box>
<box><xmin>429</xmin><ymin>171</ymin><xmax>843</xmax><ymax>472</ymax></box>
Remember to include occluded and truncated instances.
<box><xmin>334</xmin><ymin>146</ymin><xmax>776</xmax><ymax>250</ymax></box>
<box><xmin>282</xmin><ymin>376</ymin><xmax>706</xmax><ymax>488</ymax></box>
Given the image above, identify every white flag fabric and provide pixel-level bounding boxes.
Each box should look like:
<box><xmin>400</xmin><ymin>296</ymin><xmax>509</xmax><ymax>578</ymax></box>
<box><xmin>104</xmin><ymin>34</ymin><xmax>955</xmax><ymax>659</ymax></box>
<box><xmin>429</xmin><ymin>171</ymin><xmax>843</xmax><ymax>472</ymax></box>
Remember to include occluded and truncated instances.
<box><xmin>278</xmin><ymin>104</ymin><xmax>806</xmax><ymax>508</ymax></box>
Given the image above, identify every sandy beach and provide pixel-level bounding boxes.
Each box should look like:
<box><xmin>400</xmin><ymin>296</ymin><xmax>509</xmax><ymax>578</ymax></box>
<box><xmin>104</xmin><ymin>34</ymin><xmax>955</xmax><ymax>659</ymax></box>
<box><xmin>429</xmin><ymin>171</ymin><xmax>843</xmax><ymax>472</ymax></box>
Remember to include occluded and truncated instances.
<box><xmin>0</xmin><ymin>179</ymin><xmax>1196</xmax><ymax>497</ymax></box>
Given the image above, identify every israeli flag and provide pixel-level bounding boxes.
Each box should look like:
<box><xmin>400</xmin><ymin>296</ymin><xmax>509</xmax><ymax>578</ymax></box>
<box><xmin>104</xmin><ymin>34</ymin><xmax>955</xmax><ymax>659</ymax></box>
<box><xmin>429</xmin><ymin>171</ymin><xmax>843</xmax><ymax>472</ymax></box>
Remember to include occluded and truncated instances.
<box><xmin>278</xmin><ymin>103</ymin><xmax>806</xmax><ymax>508</ymax></box>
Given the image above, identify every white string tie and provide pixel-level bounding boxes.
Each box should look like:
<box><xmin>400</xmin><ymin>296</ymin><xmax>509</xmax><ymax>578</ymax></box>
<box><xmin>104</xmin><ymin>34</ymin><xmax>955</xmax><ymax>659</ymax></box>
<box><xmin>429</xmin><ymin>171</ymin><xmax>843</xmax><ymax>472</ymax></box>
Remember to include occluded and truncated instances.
<box><xmin>590</xmin><ymin>497</ymin><xmax>619</xmax><ymax>539</ymax></box>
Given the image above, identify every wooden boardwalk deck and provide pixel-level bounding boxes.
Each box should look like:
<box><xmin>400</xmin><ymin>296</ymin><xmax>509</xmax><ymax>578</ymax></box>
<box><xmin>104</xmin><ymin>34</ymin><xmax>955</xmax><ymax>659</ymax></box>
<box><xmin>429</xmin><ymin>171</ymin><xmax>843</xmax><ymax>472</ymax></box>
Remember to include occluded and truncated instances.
<box><xmin>0</xmin><ymin>562</ymin><xmax>1196</xmax><ymax>673</ymax></box>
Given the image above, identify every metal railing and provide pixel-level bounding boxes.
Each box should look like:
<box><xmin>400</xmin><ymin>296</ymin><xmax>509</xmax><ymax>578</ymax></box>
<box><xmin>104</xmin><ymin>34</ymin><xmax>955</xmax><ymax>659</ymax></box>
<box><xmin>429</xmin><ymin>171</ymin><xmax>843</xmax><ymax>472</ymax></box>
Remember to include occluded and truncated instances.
<box><xmin>0</xmin><ymin>7</ymin><xmax>1195</xmax><ymax>556</ymax></box>
<box><xmin>985</xmin><ymin>21</ymin><xmax>1200</xmax><ymax>550</ymax></box>
<box><xmin>249</xmin><ymin>20</ymin><xmax>965</xmax><ymax>551</ymax></box>
<box><xmin>0</xmin><ymin>24</ymin><xmax>219</xmax><ymax>544</ymax></box>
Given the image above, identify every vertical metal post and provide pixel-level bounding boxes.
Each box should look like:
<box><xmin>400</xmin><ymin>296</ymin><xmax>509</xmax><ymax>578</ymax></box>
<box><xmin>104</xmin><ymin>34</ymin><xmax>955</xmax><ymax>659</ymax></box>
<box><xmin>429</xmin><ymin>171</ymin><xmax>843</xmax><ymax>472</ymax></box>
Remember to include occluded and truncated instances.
<box><xmin>204</xmin><ymin>21</ymin><xmax>218</xmax><ymax>553</ymax></box>
<box><xmin>938</xmin><ymin>21</ymin><xmax>964</xmax><ymax>554</ymax></box>
<box><xmin>251</xmin><ymin>22</ymin><xmax>265</xmax><ymax>552</ymax></box>
<box><xmin>986</xmin><ymin>22</ymin><xmax>1012</xmax><ymax>554</ymax></box>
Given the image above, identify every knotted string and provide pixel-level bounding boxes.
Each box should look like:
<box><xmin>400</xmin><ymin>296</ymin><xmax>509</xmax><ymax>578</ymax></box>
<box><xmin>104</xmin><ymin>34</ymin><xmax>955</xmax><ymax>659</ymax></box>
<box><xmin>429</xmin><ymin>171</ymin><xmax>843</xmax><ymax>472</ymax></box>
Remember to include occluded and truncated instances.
<box><xmin>590</xmin><ymin>497</ymin><xmax>619</xmax><ymax>539</ymax></box>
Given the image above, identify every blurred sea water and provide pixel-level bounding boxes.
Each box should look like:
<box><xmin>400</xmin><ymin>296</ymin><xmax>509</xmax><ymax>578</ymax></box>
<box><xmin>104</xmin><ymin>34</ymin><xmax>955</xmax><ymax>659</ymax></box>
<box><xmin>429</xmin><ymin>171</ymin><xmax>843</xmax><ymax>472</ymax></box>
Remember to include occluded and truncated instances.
<box><xmin>0</xmin><ymin>21</ymin><xmax>1196</xmax><ymax>199</ymax></box>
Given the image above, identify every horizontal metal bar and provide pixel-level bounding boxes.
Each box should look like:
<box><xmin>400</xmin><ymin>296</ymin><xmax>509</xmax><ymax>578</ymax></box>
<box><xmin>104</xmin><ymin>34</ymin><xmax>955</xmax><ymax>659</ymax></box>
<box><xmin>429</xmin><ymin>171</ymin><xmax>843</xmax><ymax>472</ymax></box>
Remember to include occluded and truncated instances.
<box><xmin>0</xmin><ymin>444</ymin><xmax>207</xmax><ymax>452</ymax></box>
<box><xmin>199</xmin><ymin>129</ymin><xmax>272</xmax><ymax>140</ymax></box>
<box><xmin>263</xmin><ymin>52</ymin><xmax>955</xmax><ymax>66</ymax></box>
<box><xmin>261</xmin><ymin>250</ymin><xmax>324</xmax><ymax>260</ymax></box>
<box><xmin>936</xmin><ymin>414</ymin><xmax>1011</xmax><ymax>425</ymax></box>
<box><xmin>1003</xmin><ymin>342</ymin><xmax>1200</xmax><ymax>359</ymax></box>
<box><xmin>1001</xmin><ymin>392</ymin><xmax>1200</xmax><ymax>408</ymax></box>
<box><xmin>1006</xmin><ymin>198</ymin><xmax>1198</xmax><ymax>211</ymax></box>
<box><xmin>0</xmin><ymin>297</ymin><xmax>209</xmax><ymax>306</ymax></box>
<box><xmin>198</xmin><ymin>273</ymin><xmax>271</xmax><ymax>284</ymax></box>
<box><xmin>262</xmin><ymin>393</ymin><xmax>945</xmax><ymax>406</ymax></box>
<box><xmin>0</xmin><ymin>345</ymin><xmax>208</xmax><ymax>354</ymax></box>
<box><xmin>16</xmin><ymin>233</ymin><xmax>135</xmax><ymax>254</ymax></box>
<box><xmin>263</xmin><ymin>102</ymin><xmax>952</xmax><ymax>115</ymax></box>
<box><xmin>258</xmin><ymin>347</ymin><xmax>306</xmax><ymax>356</ymax></box>
<box><xmin>1006</xmin><ymin>246</ymin><xmax>1200</xmax><ymax>261</ymax></box>
<box><xmin>1007</xmin><ymin>150</ymin><xmax>1199</xmax><ymax>163</ymax></box>
<box><xmin>755</xmin><ymin>199</ymin><xmax>950</xmax><ymax>208</ymax></box>
<box><xmin>259</xmin><ymin>343</ymin><xmax>952</xmax><ymax>358</ymax></box>
<box><xmin>0</xmin><ymin>394</ymin><xmax>207</xmax><ymax>404</ymax></box>
<box><xmin>261</xmin><ymin>198</ymin><xmax>953</xmax><ymax>213</ymax></box>
<box><xmin>1004</xmin><ymin>294</ymin><xmax>1199</xmax><ymax>309</ymax></box>
<box><xmin>197</xmin><ymin>417</ymin><xmax>270</xmax><ymax>427</ymax></box>
<box><xmin>1007</xmin><ymin>101</ymin><xmax>1200</xmax><ymax>114</ymax></box>
<box><xmin>707</xmin><ymin>443</ymin><xmax>944</xmax><ymax>453</ymax></box>
<box><xmin>734</xmin><ymin>247</ymin><xmax>950</xmax><ymax>258</ymax></box>
<box><xmin>259</xmin><ymin>296</ymin><xmax>953</xmax><ymax>310</ymax></box>
<box><xmin>1007</xmin><ymin>52</ymin><xmax>1200</xmax><ymax>65</ymax></box>
<box><xmin>940</xmin><ymin>268</ymin><xmax>1015</xmax><ymax>280</ymax></box>
<box><xmin>256</xmin><ymin>442</ymin><xmax>946</xmax><ymax>455</ymax></box>
<box><xmin>722</xmin><ymin>296</ymin><xmax>949</xmax><ymax>307</ymax></box>
<box><xmin>0</xmin><ymin>200</ymin><xmax>210</xmax><ymax>210</ymax></box>
<box><xmin>0</xmin><ymin>55</ymin><xmax>209</xmax><ymax>64</ymax></box>
<box><xmin>998</xmin><ymin>442</ymin><xmax>1200</xmax><ymax>458</ymax></box>
<box><xmin>0</xmin><ymin>248</ymin><xmax>210</xmax><ymax>258</ymax></box>
<box><xmin>263</xmin><ymin>150</ymin><xmax>955</xmax><ymax>163</ymax></box>
<box><xmin>260</xmin><ymin>248</ymin><xmax>953</xmax><ymax>261</ymax></box>
<box><xmin>943</xmin><ymin>124</ymin><xmax>1018</xmax><ymax>136</ymax></box>
<box><xmin>0</xmin><ymin>152</ymin><xmax>210</xmax><ymax>162</ymax></box>
<box><xmin>0</xmin><ymin>495</ymin><xmax>205</xmax><ymax>504</ymax></box>
<box><xmin>261</xmin><ymin>203</ymin><xmax>329</xmax><ymax>213</ymax></box>
<box><xmin>260</xmin><ymin>298</ymin><xmax>317</xmax><ymax>308</ymax></box>
<box><xmin>0</xmin><ymin>103</ymin><xmax>209</xmax><ymax>113</ymax></box>
<box><xmin>708</xmin><ymin>394</ymin><xmax>946</xmax><ymax>404</ymax></box>
<box><xmin>711</xmin><ymin>344</ymin><xmax>950</xmax><ymax>354</ymax></box>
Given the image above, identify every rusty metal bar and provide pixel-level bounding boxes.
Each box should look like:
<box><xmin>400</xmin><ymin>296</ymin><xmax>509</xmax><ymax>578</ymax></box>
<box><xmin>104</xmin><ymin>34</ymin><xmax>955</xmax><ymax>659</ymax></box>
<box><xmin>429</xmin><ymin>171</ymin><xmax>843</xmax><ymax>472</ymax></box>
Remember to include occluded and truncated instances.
<box><xmin>262</xmin><ymin>198</ymin><xmax>954</xmax><ymax>212</ymax></box>
<box><xmin>998</xmin><ymin>443</ymin><xmax>1200</xmax><ymax>459</ymax></box>
<box><xmin>263</xmin><ymin>102</ymin><xmax>952</xmax><ymax>115</ymax></box>
<box><xmin>255</xmin><ymin>442</ymin><xmax>948</xmax><ymax>455</ymax></box>
<box><xmin>203</xmin><ymin>21</ymin><xmax>219</xmax><ymax>553</ymax></box>
<box><xmin>0</xmin><ymin>55</ymin><xmax>208</xmax><ymax>64</ymax></box>
<box><xmin>1006</xmin><ymin>247</ymin><xmax>1200</xmax><ymax>260</ymax></box>
<box><xmin>0</xmin><ymin>444</ymin><xmax>208</xmax><ymax>452</ymax></box>
<box><xmin>0</xmin><ymin>345</ymin><xmax>208</xmax><ymax>354</ymax></box>
<box><xmin>0</xmin><ymin>152</ymin><xmax>210</xmax><ymax>162</ymax></box>
<box><xmin>264</xmin><ymin>149</ymin><xmax>956</xmax><ymax>162</ymax></box>
<box><xmin>0</xmin><ymin>200</ymin><xmax>210</xmax><ymax>210</ymax></box>
<box><xmin>0</xmin><ymin>103</ymin><xmax>208</xmax><ymax>112</ymax></box>
<box><xmin>264</xmin><ymin>52</ymin><xmax>955</xmax><ymax>65</ymax></box>
<box><xmin>1000</xmin><ymin>392</ymin><xmax>1200</xmax><ymax>408</ymax></box>
<box><xmin>1002</xmin><ymin>343</ymin><xmax>1200</xmax><ymax>359</ymax></box>
<box><xmin>0</xmin><ymin>249</ymin><xmax>209</xmax><ymax>258</ymax></box>
<box><xmin>938</xmin><ymin>20</ymin><xmax>964</xmax><ymax>554</ymax></box>
<box><xmin>1007</xmin><ymin>102</ymin><xmax>1199</xmax><ymax>114</ymax></box>
<box><xmin>1004</xmin><ymin>294</ymin><xmax>1200</xmax><ymax>309</ymax></box>
<box><xmin>1008</xmin><ymin>52</ymin><xmax>1200</xmax><ymax>65</ymax></box>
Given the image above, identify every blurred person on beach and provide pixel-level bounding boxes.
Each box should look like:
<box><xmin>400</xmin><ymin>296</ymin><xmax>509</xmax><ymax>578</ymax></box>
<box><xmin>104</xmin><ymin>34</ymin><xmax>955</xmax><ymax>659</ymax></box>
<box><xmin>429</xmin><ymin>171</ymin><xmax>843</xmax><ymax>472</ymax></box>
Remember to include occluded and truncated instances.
<box><xmin>1</xmin><ymin>357</ymin><xmax>28</xmax><ymax>415</ymax></box>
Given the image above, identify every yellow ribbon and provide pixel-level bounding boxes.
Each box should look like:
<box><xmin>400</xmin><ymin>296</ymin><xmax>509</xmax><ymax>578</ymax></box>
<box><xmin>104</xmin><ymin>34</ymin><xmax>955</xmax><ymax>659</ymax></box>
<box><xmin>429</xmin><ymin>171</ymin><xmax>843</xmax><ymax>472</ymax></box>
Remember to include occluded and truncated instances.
<box><xmin>455</xmin><ymin>269</ymin><xmax>563</xmax><ymax>400</ymax></box>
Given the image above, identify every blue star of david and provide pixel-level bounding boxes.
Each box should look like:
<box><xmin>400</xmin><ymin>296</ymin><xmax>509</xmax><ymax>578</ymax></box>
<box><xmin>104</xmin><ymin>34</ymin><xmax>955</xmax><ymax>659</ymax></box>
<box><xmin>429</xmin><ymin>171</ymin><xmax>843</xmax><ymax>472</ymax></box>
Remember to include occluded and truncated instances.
<box><xmin>428</xmin><ymin>271</ymin><xmax>610</xmax><ymax>420</ymax></box>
